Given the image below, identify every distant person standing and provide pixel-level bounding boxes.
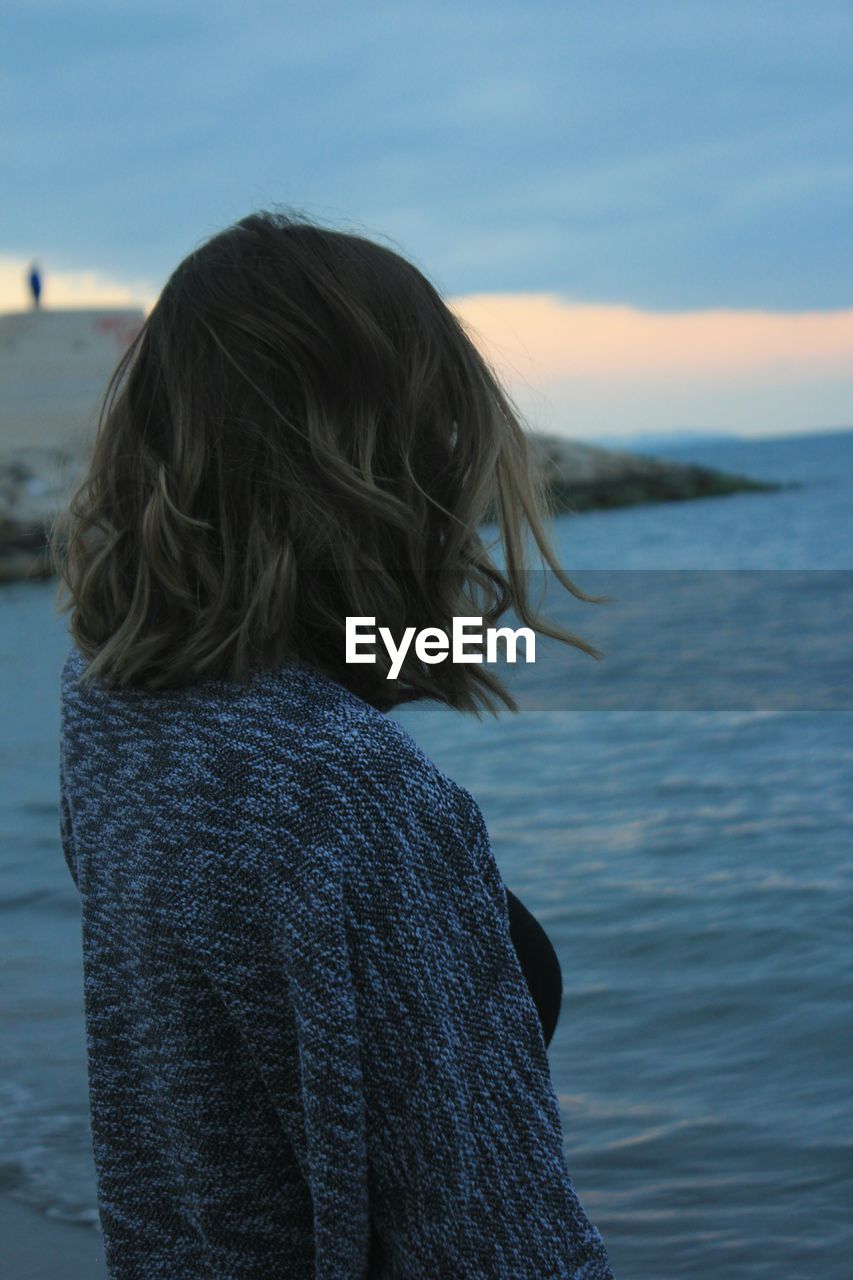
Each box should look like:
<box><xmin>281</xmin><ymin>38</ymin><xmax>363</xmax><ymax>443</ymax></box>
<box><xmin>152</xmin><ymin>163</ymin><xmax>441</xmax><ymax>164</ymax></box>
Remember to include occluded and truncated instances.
<box><xmin>28</xmin><ymin>261</ymin><xmax>42</xmax><ymax>309</ymax></box>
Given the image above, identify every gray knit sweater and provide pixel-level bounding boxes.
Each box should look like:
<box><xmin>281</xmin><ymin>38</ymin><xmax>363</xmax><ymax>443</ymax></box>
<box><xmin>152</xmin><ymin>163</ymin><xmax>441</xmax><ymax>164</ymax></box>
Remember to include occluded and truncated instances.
<box><xmin>59</xmin><ymin>644</ymin><xmax>614</xmax><ymax>1279</ymax></box>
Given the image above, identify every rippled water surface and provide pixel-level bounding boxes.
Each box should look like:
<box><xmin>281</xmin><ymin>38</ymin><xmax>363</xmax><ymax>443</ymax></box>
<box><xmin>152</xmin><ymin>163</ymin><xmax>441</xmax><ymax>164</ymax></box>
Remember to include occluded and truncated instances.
<box><xmin>2</xmin><ymin>428</ymin><xmax>851</xmax><ymax>1278</ymax></box>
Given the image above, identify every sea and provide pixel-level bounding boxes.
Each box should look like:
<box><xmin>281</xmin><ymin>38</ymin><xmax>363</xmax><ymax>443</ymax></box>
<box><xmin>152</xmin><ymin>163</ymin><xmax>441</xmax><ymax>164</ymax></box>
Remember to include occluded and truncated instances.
<box><xmin>1</xmin><ymin>427</ymin><xmax>851</xmax><ymax>1279</ymax></box>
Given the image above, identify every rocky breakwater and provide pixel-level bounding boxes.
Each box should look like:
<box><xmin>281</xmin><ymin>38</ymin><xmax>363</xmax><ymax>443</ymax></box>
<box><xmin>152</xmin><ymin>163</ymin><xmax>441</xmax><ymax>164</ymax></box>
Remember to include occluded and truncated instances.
<box><xmin>528</xmin><ymin>434</ymin><xmax>781</xmax><ymax>513</ymax></box>
<box><xmin>0</xmin><ymin>434</ymin><xmax>784</xmax><ymax>584</ymax></box>
<box><xmin>0</xmin><ymin>444</ymin><xmax>83</xmax><ymax>582</ymax></box>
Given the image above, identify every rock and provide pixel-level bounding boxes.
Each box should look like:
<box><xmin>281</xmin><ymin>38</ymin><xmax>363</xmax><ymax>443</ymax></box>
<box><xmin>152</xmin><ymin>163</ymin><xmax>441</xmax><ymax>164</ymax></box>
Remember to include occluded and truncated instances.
<box><xmin>0</xmin><ymin>433</ymin><xmax>786</xmax><ymax>584</ymax></box>
<box><xmin>0</xmin><ymin>444</ymin><xmax>80</xmax><ymax>582</ymax></box>
<box><xmin>527</xmin><ymin>434</ymin><xmax>782</xmax><ymax>513</ymax></box>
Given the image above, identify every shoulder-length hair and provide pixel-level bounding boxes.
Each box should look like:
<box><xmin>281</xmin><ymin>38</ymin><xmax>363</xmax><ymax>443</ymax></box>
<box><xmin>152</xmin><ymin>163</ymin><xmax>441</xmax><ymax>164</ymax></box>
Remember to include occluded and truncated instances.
<box><xmin>49</xmin><ymin>207</ymin><xmax>604</xmax><ymax>714</ymax></box>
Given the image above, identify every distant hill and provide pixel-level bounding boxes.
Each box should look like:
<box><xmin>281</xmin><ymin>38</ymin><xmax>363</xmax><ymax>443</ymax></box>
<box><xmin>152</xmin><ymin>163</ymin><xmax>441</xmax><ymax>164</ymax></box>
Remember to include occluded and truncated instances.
<box><xmin>589</xmin><ymin>431</ymin><xmax>743</xmax><ymax>453</ymax></box>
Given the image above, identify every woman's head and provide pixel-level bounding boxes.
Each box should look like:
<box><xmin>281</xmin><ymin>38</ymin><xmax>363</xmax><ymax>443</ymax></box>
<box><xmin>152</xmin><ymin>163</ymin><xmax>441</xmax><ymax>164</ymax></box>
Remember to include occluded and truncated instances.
<box><xmin>50</xmin><ymin>206</ymin><xmax>602</xmax><ymax>713</ymax></box>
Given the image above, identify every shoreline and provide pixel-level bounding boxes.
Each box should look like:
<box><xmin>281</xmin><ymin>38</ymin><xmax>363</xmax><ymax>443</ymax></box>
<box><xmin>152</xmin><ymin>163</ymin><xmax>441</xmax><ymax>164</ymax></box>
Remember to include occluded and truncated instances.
<box><xmin>0</xmin><ymin>1196</ymin><xmax>106</xmax><ymax>1279</ymax></box>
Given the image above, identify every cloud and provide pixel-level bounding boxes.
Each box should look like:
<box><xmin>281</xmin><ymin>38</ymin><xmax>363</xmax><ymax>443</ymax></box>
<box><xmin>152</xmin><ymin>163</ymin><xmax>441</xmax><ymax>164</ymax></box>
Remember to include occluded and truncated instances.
<box><xmin>450</xmin><ymin>293</ymin><xmax>853</xmax><ymax>378</ymax></box>
<box><xmin>3</xmin><ymin>1</ymin><xmax>851</xmax><ymax>309</ymax></box>
<box><xmin>448</xmin><ymin>293</ymin><xmax>853</xmax><ymax>437</ymax></box>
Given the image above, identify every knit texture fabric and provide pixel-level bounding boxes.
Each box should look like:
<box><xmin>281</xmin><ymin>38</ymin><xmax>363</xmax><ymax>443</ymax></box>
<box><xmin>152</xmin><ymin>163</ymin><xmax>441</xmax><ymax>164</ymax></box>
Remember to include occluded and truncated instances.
<box><xmin>59</xmin><ymin>644</ymin><xmax>615</xmax><ymax>1280</ymax></box>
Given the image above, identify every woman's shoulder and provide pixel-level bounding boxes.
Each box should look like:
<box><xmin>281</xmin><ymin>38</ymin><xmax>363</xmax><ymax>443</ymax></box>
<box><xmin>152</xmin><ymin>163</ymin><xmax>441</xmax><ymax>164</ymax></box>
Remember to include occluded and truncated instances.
<box><xmin>260</xmin><ymin>660</ymin><xmax>477</xmax><ymax>826</ymax></box>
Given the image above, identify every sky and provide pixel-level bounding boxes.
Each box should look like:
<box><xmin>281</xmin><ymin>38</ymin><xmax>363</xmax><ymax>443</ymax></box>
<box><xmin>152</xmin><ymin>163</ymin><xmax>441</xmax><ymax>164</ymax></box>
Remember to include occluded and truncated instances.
<box><xmin>2</xmin><ymin>0</ymin><xmax>851</xmax><ymax>442</ymax></box>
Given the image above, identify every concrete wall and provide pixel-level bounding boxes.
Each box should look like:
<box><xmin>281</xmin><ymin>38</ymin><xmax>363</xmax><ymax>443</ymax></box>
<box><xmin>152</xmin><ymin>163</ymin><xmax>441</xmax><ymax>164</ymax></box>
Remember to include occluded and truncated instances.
<box><xmin>0</xmin><ymin>308</ymin><xmax>145</xmax><ymax>451</ymax></box>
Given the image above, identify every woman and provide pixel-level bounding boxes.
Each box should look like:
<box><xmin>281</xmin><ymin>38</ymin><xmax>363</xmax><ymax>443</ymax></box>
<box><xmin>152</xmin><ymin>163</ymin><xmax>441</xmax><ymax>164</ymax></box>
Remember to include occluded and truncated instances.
<box><xmin>51</xmin><ymin>208</ymin><xmax>615</xmax><ymax>1279</ymax></box>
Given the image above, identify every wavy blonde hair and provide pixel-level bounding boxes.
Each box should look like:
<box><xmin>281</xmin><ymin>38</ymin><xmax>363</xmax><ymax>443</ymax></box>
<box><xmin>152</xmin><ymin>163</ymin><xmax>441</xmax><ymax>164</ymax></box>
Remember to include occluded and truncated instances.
<box><xmin>49</xmin><ymin>207</ymin><xmax>603</xmax><ymax>714</ymax></box>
